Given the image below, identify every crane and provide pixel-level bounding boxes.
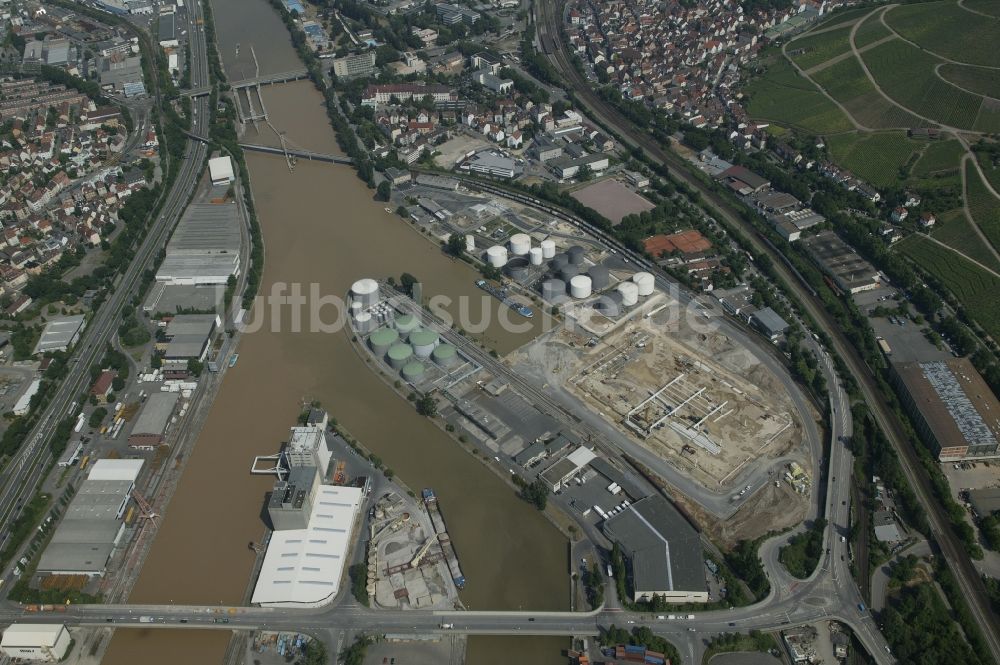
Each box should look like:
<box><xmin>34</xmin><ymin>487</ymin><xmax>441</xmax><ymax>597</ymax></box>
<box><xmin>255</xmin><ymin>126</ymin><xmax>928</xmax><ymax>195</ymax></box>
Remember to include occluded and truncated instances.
<box><xmin>409</xmin><ymin>538</ymin><xmax>435</xmax><ymax>567</ymax></box>
<box><xmin>130</xmin><ymin>488</ymin><xmax>158</xmax><ymax>527</ymax></box>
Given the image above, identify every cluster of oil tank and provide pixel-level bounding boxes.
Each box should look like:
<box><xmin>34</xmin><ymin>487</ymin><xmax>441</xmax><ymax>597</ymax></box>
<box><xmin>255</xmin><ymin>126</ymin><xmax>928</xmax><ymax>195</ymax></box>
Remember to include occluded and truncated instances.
<box><xmin>484</xmin><ymin>234</ymin><xmax>558</xmax><ymax>281</ymax></box>
<box><xmin>542</xmin><ymin>269</ymin><xmax>656</xmax><ymax>314</ymax></box>
<box><xmin>351</xmin><ymin>277</ymin><xmax>459</xmax><ymax>382</ymax></box>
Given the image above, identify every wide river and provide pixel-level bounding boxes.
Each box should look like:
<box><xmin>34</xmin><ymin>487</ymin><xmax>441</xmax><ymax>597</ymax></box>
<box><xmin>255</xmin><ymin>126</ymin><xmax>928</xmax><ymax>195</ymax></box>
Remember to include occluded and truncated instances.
<box><xmin>101</xmin><ymin>0</ymin><xmax>569</xmax><ymax>663</ymax></box>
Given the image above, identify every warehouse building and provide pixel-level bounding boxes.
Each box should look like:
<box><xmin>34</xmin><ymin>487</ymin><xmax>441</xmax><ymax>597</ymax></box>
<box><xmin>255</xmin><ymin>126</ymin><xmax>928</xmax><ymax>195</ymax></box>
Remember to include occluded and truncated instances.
<box><xmin>156</xmin><ymin>203</ymin><xmax>241</xmax><ymax>286</ymax></box>
<box><xmin>128</xmin><ymin>392</ymin><xmax>180</xmax><ymax>448</ymax></box>
<box><xmin>801</xmin><ymin>231</ymin><xmax>881</xmax><ymax>294</ymax></box>
<box><xmin>208</xmin><ymin>156</ymin><xmax>235</xmax><ymax>186</ymax></box>
<box><xmin>33</xmin><ymin>315</ymin><xmax>86</xmax><ymax>355</ymax></box>
<box><xmin>158</xmin><ymin>12</ymin><xmax>177</xmax><ymax>48</ymax></box>
<box><xmin>750</xmin><ymin>307</ymin><xmax>790</xmax><ymax>341</ymax></box>
<box><xmin>143</xmin><ymin>282</ymin><xmax>225</xmax><ymax>315</ymax></box>
<box><xmin>539</xmin><ymin>446</ymin><xmax>597</xmax><ymax>491</ymax></box>
<box><xmin>161</xmin><ymin>313</ymin><xmax>219</xmax><ymax>361</ymax></box>
<box><xmin>252</xmin><ymin>485</ymin><xmax>363</xmax><ymax>608</ymax></box>
<box><xmin>603</xmin><ymin>494</ymin><xmax>708</xmax><ymax>604</ymax></box>
<box><xmin>96</xmin><ymin>53</ymin><xmax>143</xmax><ymax>91</ymax></box>
<box><xmin>1</xmin><ymin>624</ymin><xmax>72</xmax><ymax>662</ymax></box>
<box><xmin>890</xmin><ymin>358</ymin><xmax>1000</xmax><ymax>461</ymax></box>
<box><xmin>37</xmin><ymin>459</ymin><xmax>143</xmax><ymax>576</ymax></box>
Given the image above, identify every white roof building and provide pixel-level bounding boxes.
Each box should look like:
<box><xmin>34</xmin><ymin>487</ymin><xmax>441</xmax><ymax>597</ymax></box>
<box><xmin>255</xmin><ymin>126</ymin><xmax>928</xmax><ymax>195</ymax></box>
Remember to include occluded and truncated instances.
<box><xmin>1</xmin><ymin>624</ymin><xmax>72</xmax><ymax>661</ymax></box>
<box><xmin>251</xmin><ymin>485</ymin><xmax>363</xmax><ymax>608</ymax></box>
<box><xmin>208</xmin><ymin>156</ymin><xmax>235</xmax><ymax>185</ymax></box>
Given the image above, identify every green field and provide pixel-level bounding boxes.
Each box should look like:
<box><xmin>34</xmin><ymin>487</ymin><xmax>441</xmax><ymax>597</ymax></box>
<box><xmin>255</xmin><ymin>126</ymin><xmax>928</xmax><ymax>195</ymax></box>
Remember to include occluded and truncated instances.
<box><xmin>912</xmin><ymin>139</ymin><xmax>964</xmax><ymax>177</ymax></box>
<box><xmin>966</xmin><ymin>160</ymin><xmax>1000</xmax><ymax>253</ymax></box>
<box><xmin>853</xmin><ymin>13</ymin><xmax>892</xmax><ymax>48</ymax></box>
<box><xmin>885</xmin><ymin>1</ymin><xmax>1000</xmax><ymax>67</ymax></box>
<box><xmin>978</xmin><ymin>152</ymin><xmax>1000</xmax><ymax>192</ymax></box>
<box><xmin>939</xmin><ymin>64</ymin><xmax>1000</xmax><ymax>99</ymax></box>
<box><xmin>897</xmin><ymin>235</ymin><xmax>1000</xmax><ymax>340</ymax></box>
<box><xmin>789</xmin><ymin>26</ymin><xmax>854</xmax><ymax>70</ymax></box>
<box><xmin>964</xmin><ymin>0</ymin><xmax>1000</xmax><ymax>17</ymax></box>
<box><xmin>745</xmin><ymin>57</ymin><xmax>853</xmax><ymax>133</ymax></box>
<box><xmin>931</xmin><ymin>208</ymin><xmax>1000</xmax><ymax>273</ymax></box>
<box><xmin>814</xmin><ymin>5</ymin><xmax>885</xmax><ymax>28</ymax></box>
<box><xmin>862</xmin><ymin>39</ymin><xmax>984</xmax><ymax>130</ymax></box>
<box><xmin>810</xmin><ymin>56</ymin><xmax>925</xmax><ymax>129</ymax></box>
<box><xmin>826</xmin><ymin>132</ymin><xmax>922</xmax><ymax>188</ymax></box>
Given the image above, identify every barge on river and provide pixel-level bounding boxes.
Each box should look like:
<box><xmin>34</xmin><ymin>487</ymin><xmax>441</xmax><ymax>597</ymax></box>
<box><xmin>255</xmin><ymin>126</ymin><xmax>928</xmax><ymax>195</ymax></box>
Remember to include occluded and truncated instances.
<box><xmin>476</xmin><ymin>280</ymin><xmax>533</xmax><ymax>318</ymax></box>
<box><xmin>421</xmin><ymin>488</ymin><xmax>466</xmax><ymax>589</ymax></box>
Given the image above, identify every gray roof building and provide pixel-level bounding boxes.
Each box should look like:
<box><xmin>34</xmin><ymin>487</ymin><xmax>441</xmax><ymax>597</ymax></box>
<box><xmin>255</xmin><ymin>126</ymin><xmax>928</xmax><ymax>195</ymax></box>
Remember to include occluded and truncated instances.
<box><xmin>751</xmin><ymin>307</ymin><xmax>789</xmax><ymax>340</ymax></box>
<box><xmin>37</xmin><ymin>460</ymin><xmax>142</xmax><ymax>576</ymax></box>
<box><xmin>97</xmin><ymin>54</ymin><xmax>143</xmax><ymax>90</ymax></box>
<box><xmin>163</xmin><ymin>314</ymin><xmax>218</xmax><ymax>360</ymax></box>
<box><xmin>158</xmin><ymin>12</ymin><xmax>177</xmax><ymax>45</ymax></box>
<box><xmin>128</xmin><ymin>392</ymin><xmax>180</xmax><ymax>446</ymax></box>
<box><xmin>873</xmin><ymin>510</ymin><xmax>902</xmax><ymax>542</ymax></box>
<box><xmin>602</xmin><ymin>495</ymin><xmax>708</xmax><ymax>603</ymax></box>
<box><xmin>157</xmin><ymin>204</ymin><xmax>241</xmax><ymax>285</ymax></box>
<box><xmin>969</xmin><ymin>488</ymin><xmax>1000</xmax><ymax>516</ymax></box>
<box><xmin>33</xmin><ymin>315</ymin><xmax>86</xmax><ymax>355</ymax></box>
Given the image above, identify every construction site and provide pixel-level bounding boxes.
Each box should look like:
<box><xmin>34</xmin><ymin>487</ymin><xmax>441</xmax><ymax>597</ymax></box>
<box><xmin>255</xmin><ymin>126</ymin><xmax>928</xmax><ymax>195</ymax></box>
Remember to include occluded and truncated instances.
<box><xmin>518</xmin><ymin>302</ymin><xmax>806</xmax><ymax>493</ymax></box>
<box><xmin>365</xmin><ymin>491</ymin><xmax>462</xmax><ymax>611</ymax></box>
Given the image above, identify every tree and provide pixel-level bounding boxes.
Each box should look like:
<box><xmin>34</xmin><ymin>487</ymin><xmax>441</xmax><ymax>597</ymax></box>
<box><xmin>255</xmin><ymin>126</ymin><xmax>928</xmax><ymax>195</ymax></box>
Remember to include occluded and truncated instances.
<box><xmin>375</xmin><ymin>180</ymin><xmax>391</xmax><ymax>201</ymax></box>
<box><xmin>187</xmin><ymin>359</ymin><xmax>204</xmax><ymax>377</ymax></box>
<box><xmin>445</xmin><ymin>233</ymin><xmax>465</xmax><ymax>257</ymax></box>
<box><xmin>89</xmin><ymin>407</ymin><xmax>108</xmax><ymax>429</ymax></box>
<box><xmin>112</xmin><ymin>376</ymin><xmax>125</xmax><ymax>391</ymax></box>
<box><xmin>519</xmin><ymin>479</ymin><xmax>549</xmax><ymax>510</ymax></box>
<box><xmin>415</xmin><ymin>394</ymin><xmax>437</xmax><ymax>417</ymax></box>
<box><xmin>399</xmin><ymin>272</ymin><xmax>419</xmax><ymax>297</ymax></box>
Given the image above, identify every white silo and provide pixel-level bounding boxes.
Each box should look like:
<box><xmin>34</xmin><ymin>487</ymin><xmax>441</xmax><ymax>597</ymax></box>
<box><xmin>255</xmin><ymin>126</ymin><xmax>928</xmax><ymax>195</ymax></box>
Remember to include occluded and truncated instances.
<box><xmin>510</xmin><ymin>233</ymin><xmax>531</xmax><ymax>256</ymax></box>
<box><xmin>570</xmin><ymin>275</ymin><xmax>593</xmax><ymax>299</ymax></box>
<box><xmin>529</xmin><ymin>247</ymin><xmax>544</xmax><ymax>266</ymax></box>
<box><xmin>487</xmin><ymin>245</ymin><xmax>508</xmax><ymax>268</ymax></box>
<box><xmin>633</xmin><ymin>272</ymin><xmax>655</xmax><ymax>297</ymax></box>
<box><xmin>618</xmin><ymin>282</ymin><xmax>639</xmax><ymax>307</ymax></box>
<box><xmin>351</xmin><ymin>278</ymin><xmax>380</xmax><ymax>306</ymax></box>
<box><xmin>465</xmin><ymin>235</ymin><xmax>476</xmax><ymax>252</ymax></box>
<box><xmin>540</xmin><ymin>239</ymin><xmax>556</xmax><ymax>259</ymax></box>
<box><xmin>355</xmin><ymin>311</ymin><xmax>376</xmax><ymax>333</ymax></box>
<box><xmin>350</xmin><ymin>301</ymin><xmax>363</xmax><ymax>318</ymax></box>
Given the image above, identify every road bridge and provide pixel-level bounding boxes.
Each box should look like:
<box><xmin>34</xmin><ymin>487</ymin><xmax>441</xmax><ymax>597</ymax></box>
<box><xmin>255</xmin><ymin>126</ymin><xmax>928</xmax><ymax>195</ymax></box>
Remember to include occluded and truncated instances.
<box><xmin>238</xmin><ymin>143</ymin><xmax>353</xmax><ymax>165</ymax></box>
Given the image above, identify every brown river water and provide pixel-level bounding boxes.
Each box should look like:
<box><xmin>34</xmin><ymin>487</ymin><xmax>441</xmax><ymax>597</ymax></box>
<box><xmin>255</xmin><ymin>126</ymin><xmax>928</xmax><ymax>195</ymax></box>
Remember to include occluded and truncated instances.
<box><xmin>100</xmin><ymin>1</ymin><xmax>569</xmax><ymax>662</ymax></box>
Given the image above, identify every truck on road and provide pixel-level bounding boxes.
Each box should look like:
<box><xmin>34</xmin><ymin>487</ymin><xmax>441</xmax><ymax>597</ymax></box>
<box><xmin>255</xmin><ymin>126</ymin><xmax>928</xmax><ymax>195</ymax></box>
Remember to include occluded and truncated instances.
<box><xmin>440</xmin><ymin>623</ymin><xmax>454</xmax><ymax>629</ymax></box>
<box><xmin>139</xmin><ymin>616</ymin><xmax>154</xmax><ymax>623</ymax></box>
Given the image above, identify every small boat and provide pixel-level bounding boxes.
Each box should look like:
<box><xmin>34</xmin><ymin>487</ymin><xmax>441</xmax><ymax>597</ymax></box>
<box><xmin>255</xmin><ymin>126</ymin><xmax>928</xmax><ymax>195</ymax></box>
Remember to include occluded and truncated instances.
<box><xmin>228</xmin><ymin>353</ymin><xmax>239</xmax><ymax>368</ymax></box>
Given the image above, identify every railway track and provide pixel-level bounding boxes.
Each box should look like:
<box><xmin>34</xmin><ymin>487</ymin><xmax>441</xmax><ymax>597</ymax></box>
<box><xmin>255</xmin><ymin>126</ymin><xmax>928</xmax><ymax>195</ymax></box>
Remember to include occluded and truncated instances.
<box><xmin>532</xmin><ymin>0</ymin><xmax>1000</xmax><ymax>657</ymax></box>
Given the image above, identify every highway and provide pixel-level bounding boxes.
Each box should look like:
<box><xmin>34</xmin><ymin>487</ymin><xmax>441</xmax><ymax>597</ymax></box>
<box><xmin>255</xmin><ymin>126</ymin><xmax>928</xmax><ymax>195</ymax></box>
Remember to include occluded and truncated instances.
<box><xmin>0</xmin><ymin>0</ymin><xmax>211</xmax><ymax>578</ymax></box>
<box><xmin>532</xmin><ymin>0</ymin><xmax>1000</xmax><ymax>659</ymax></box>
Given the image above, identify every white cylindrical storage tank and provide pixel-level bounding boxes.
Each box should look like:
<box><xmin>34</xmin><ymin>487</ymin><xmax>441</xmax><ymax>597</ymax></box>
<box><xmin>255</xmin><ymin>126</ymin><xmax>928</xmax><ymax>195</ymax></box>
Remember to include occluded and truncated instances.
<box><xmin>351</xmin><ymin>278</ymin><xmax>380</xmax><ymax>306</ymax></box>
<box><xmin>410</xmin><ymin>329</ymin><xmax>439</xmax><ymax>358</ymax></box>
<box><xmin>618</xmin><ymin>281</ymin><xmax>639</xmax><ymax>307</ymax></box>
<box><xmin>529</xmin><ymin>247</ymin><xmax>544</xmax><ymax>266</ymax></box>
<box><xmin>540</xmin><ymin>239</ymin><xmax>556</xmax><ymax>259</ymax></box>
<box><xmin>633</xmin><ymin>272</ymin><xmax>655</xmax><ymax>296</ymax></box>
<box><xmin>542</xmin><ymin>279</ymin><xmax>566</xmax><ymax>301</ymax></box>
<box><xmin>570</xmin><ymin>275</ymin><xmax>592</xmax><ymax>299</ymax></box>
<box><xmin>355</xmin><ymin>311</ymin><xmax>375</xmax><ymax>333</ymax></box>
<box><xmin>350</xmin><ymin>301</ymin><xmax>363</xmax><ymax>317</ymax></box>
<box><xmin>465</xmin><ymin>234</ymin><xmax>476</xmax><ymax>252</ymax></box>
<box><xmin>510</xmin><ymin>233</ymin><xmax>531</xmax><ymax>256</ymax></box>
<box><xmin>487</xmin><ymin>245</ymin><xmax>508</xmax><ymax>268</ymax></box>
